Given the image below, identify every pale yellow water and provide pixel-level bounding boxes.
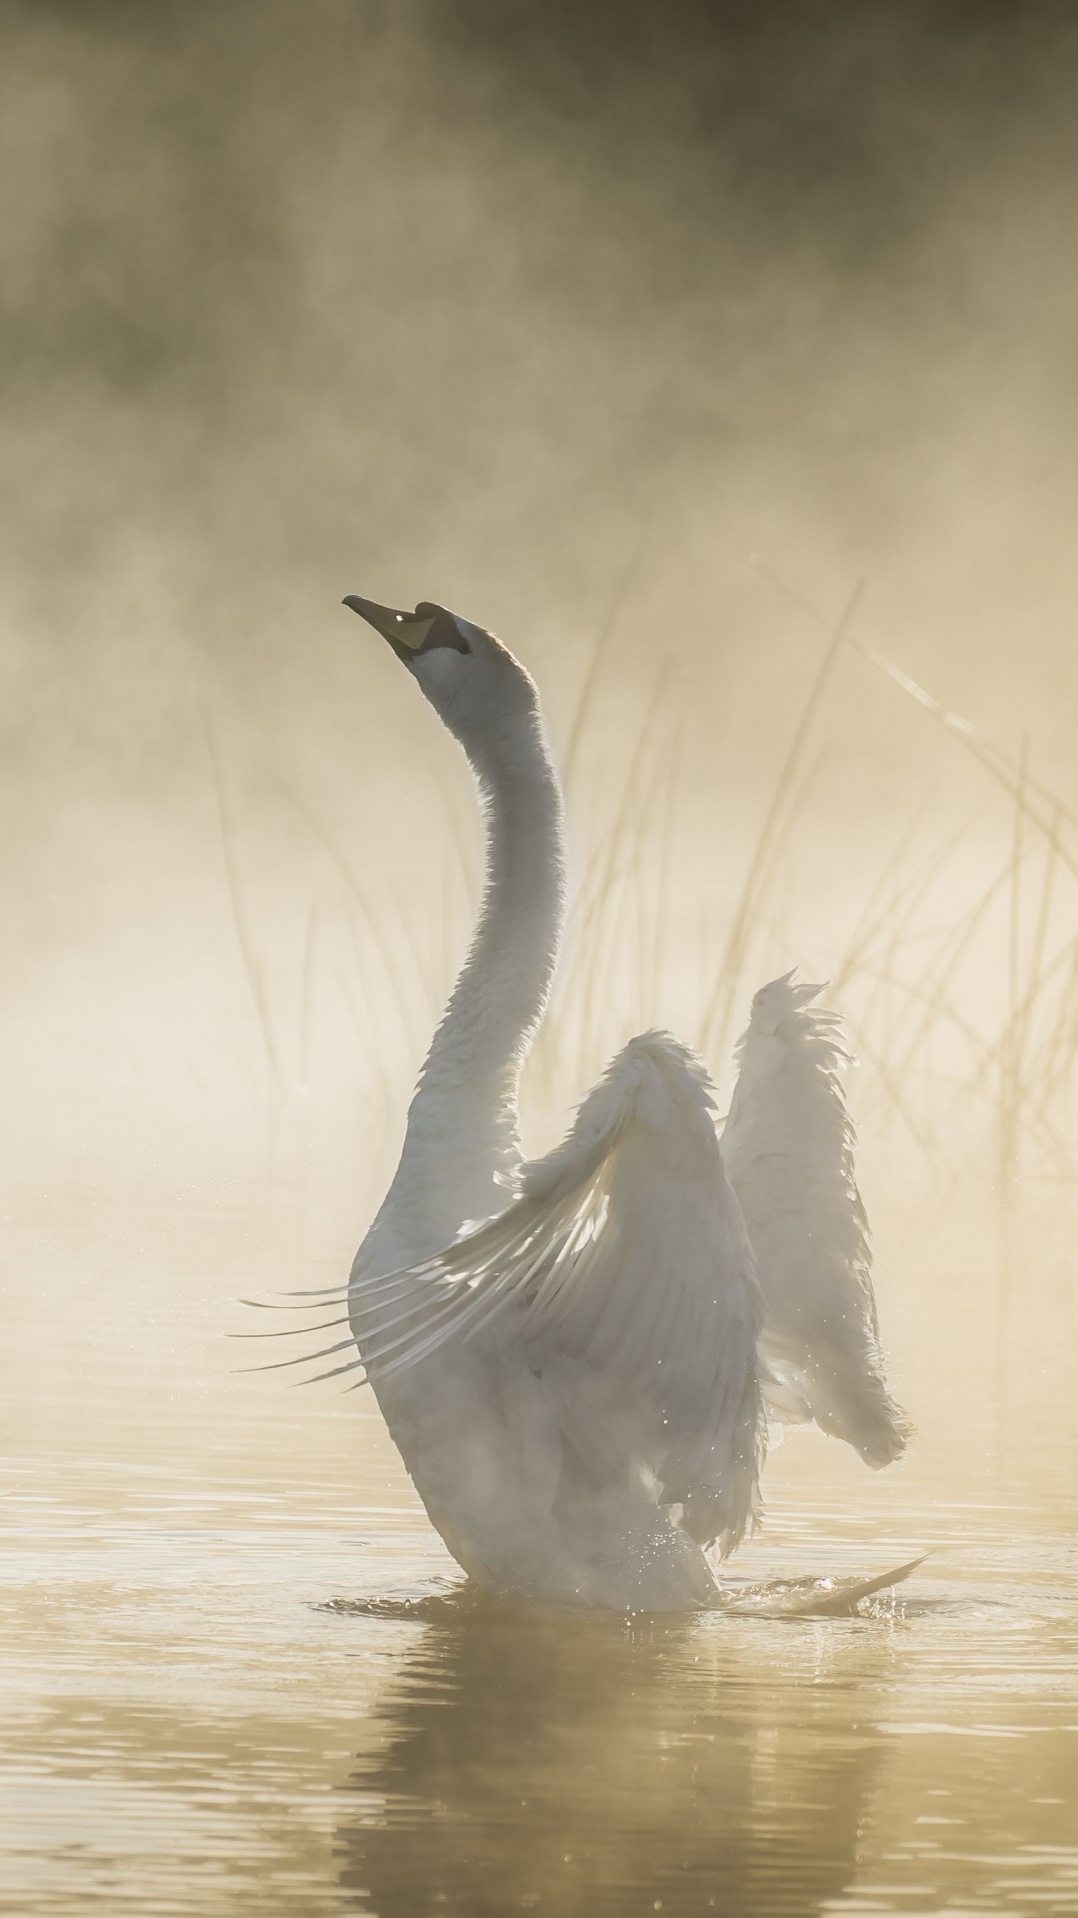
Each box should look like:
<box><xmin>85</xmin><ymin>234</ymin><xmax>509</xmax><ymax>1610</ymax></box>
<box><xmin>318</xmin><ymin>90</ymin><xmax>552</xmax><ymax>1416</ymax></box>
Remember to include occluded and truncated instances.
<box><xmin>2</xmin><ymin>1170</ymin><xmax>1076</xmax><ymax>1918</ymax></box>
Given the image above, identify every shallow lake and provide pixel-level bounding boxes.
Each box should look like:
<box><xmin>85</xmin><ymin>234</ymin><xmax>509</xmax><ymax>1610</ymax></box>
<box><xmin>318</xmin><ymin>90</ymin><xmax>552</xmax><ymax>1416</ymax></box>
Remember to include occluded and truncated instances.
<box><xmin>2</xmin><ymin>1170</ymin><xmax>1076</xmax><ymax>1916</ymax></box>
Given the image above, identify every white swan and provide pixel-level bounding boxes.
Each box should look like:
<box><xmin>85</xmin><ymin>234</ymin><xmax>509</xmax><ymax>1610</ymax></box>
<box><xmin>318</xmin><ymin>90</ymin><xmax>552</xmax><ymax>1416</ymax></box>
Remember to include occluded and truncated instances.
<box><xmin>324</xmin><ymin>596</ymin><xmax>909</xmax><ymax>1611</ymax></box>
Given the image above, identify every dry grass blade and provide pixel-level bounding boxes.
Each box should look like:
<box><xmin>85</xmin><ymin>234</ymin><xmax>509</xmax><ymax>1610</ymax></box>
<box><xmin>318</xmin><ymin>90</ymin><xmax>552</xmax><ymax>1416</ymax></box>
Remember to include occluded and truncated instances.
<box><xmin>702</xmin><ymin>577</ymin><xmax>867</xmax><ymax>1060</ymax></box>
<box><xmin>563</xmin><ymin>518</ymin><xmax>655</xmax><ymax>799</ymax></box>
<box><xmin>285</xmin><ymin>783</ymin><xmax>422</xmax><ymax>1056</ymax></box>
<box><xmin>199</xmin><ymin>703</ymin><xmax>283</xmax><ymax>1099</ymax></box>
<box><xmin>999</xmin><ymin>735</ymin><xmax>1030</xmax><ymax>1202</ymax></box>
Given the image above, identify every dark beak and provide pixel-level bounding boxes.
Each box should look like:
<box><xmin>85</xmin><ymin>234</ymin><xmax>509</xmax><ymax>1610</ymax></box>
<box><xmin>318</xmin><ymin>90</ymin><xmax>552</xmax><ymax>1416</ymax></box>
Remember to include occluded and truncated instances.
<box><xmin>342</xmin><ymin>594</ymin><xmax>421</xmax><ymax>665</ymax></box>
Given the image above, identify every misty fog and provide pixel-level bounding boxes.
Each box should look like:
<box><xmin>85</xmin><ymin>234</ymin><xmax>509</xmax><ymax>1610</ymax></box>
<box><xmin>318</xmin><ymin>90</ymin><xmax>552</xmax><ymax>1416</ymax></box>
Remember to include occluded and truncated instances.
<box><xmin>4</xmin><ymin>9</ymin><xmax>1078</xmax><ymax>1915</ymax></box>
<box><xmin>2</xmin><ymin>0</ymin><xmax>1077</xmax><ymax>1200</ymax></box>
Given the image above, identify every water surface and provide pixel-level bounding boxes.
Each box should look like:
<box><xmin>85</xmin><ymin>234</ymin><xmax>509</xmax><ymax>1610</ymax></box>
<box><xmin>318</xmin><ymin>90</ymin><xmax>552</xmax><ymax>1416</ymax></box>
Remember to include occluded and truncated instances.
<box><xmin>2</xmin><ymin>1177</ymin><xmax>1076</xmax><ymax>1916</ymax></box>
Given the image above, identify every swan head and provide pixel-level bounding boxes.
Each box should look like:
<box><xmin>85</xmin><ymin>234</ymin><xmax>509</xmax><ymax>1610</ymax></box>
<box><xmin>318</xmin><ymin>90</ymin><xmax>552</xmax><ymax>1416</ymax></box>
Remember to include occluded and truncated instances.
<box><xmin>343</xmin><ymin>594</ymin><xmax>541</xmax><ymax>760</ymax></box>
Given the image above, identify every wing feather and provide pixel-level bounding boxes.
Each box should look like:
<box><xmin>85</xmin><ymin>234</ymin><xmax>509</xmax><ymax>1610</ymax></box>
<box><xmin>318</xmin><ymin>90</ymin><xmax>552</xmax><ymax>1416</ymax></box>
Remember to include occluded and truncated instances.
<box><xmin>721</xmin><ymin>973</ymin><xmax>911</xmax><ymax>1467</ymax></box>
<box><xmin>351</xmin><ymin>1032</ymin><xmax>765</xmax><ymax>1555</ymax></box>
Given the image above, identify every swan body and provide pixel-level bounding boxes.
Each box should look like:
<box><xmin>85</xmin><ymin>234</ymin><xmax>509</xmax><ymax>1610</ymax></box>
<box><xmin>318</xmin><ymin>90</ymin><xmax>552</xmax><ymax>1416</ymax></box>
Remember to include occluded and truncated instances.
<box><xmin>338</xmin><ymin>596</ymin><xmax>909</xmax><ymax>1611</ymax></box>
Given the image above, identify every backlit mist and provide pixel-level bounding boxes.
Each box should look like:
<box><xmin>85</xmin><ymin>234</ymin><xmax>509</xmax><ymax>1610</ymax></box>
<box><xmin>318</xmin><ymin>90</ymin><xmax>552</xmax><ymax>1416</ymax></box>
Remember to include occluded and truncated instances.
<box><xmin>3</xmin><ymin>7</ymin><xmax>1077</xmax><ymax>1914</ymax></box>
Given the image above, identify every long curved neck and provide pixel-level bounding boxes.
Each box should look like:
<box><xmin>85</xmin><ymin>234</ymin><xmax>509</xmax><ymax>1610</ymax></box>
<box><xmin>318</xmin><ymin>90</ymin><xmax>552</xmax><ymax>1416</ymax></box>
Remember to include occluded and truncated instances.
<box><xmin>383</xmin><ymin>710</ymin><xmax>566</xmax><ymax>1247</ymax></box>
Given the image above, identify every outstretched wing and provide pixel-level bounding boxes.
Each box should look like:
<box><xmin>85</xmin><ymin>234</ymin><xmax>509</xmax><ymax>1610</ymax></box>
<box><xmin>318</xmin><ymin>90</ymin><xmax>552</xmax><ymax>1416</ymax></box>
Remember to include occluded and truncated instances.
<box><xmin>720</xmin><ymin>973</ymin><xmax>911</xmax><ymax>1468</ymax></box>
<box><xmin>352</xmin><ymin>1032</ymin><xmax>765</xmax><ymax>1556</ymax></box>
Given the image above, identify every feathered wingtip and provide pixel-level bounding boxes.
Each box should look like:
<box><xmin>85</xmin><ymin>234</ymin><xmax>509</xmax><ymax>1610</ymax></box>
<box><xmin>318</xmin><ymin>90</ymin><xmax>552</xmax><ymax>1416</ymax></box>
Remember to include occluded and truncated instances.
<box><xmin>735</xmin><ymin>969</ymin><xmax>849</xmax><ymax>1066</ymax></box>
<box><xmin>750</xmin><ymin>967</ymin><xmax>826</xmax><ymax>1019</ymax></box>
<box><xmin>723</xmin><ymin>970</ymin><xmax>911</xmax><ymax>1473</ymax></box>
<box><xmin>523</xmin><ymin>1028</ymin><xmax>718</xmax><ymax>1204</ymax></box>
<box><xmin>230</xmin><ymin>1284</ymin><xmax>369</xmax><ymax>1390</ymax></box>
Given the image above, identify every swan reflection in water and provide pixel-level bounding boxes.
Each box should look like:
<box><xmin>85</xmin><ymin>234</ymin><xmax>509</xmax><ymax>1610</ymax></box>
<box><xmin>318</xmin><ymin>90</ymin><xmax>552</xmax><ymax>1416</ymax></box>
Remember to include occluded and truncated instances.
<box><xmin>333</xmin><ymin>1596</ymin><xmax>888</xmax><ymax>1917</ymax></box>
